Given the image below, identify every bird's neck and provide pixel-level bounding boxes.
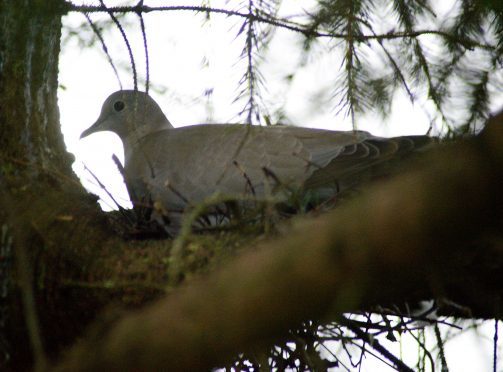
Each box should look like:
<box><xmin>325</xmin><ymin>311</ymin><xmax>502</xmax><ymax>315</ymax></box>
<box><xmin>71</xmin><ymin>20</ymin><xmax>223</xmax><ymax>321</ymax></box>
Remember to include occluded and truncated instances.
<box><xmin>122</xmin><ymin>121</ymin><xmax>172</xmax><ymax>165</ymax></box>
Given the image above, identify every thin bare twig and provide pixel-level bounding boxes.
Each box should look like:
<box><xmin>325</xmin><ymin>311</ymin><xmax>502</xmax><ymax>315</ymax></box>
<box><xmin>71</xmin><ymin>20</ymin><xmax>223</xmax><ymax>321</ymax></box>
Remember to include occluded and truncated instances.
<box><xmin>82</xmin><ymin>164</ymin><xmax>133</xmax><ymax>225</ymax></box>
<box><xmin>136</xmin><ymin>0</ymin><xmax>150</xmax><ymax>94</ymax></box>
<box><xmin>494</xmin><ymin>317</ymin><xmax>499</xmax><ymax>372</ymax></box>
<box><xmin>339</xmin><ymin>316</ymin><xmax>415</xmax><ymax>372</ymax></box>
<box><xmin>98</xmin><ymin>0</ymin><xmax>138</xmax><ymax>90</ymax></box>
<box><xmin>84</xmin><ymin>13</ymin><xmax>123</xmax><ymax>90</ymax></box>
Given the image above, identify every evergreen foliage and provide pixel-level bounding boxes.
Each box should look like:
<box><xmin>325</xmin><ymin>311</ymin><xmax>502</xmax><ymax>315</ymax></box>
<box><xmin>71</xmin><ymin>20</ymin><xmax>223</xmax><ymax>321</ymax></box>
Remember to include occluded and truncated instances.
<box><xmin>68</xmin><ymin>0</ymin><xmax>502</xmax><ymax>133</ymax></box>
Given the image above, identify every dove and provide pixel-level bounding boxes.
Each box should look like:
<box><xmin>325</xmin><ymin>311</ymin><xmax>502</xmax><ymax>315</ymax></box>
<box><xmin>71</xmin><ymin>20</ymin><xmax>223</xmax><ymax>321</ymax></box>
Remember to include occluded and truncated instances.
<box><xmin>80</xmin><ymin>90</ymin><xmax>431</xmax><ymax>234</ymax></box>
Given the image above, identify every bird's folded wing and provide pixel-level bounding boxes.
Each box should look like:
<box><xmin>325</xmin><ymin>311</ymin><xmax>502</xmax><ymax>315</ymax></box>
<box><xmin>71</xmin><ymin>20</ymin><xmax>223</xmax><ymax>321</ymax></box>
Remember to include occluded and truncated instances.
<box><xmin>125</xmin><ymin>124</ymin><xmax>430</xmax><ymax>208</ymax></box>
<box><xmin>304</xmin><ymin>135</ymin><xmax>432</xmax><ymax>190</ymax></box>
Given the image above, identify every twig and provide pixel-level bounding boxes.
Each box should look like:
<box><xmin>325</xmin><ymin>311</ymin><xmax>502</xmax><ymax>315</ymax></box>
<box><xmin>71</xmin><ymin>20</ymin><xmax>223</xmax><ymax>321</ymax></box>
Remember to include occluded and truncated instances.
<box><xmin>98</xmin><ymin>0</ymin><xmax>138</xmax><ymax>90</ymax></box>
<box><xmin>83</xmin><ymin>163</ymin><xmax>135</xmax><ymax>225</ymax></box>
<box><xmin>84</xmin><ymin>13</ymin><xmax>123</xmax><ymax>90</ymax></box>
<box><xmin>339</xmin><ymin>316</ymin><xmax>415</xmax><ymax>372</ymax></box>
<box><xmin>233</xmin><ymin>160</ymin><xmax>256</xmax><ymax>196</ymax></box>
<box><xmin>494</xmin><ymin>318</ymin><xmax>499</xmax><ymax>372</ymax></box>
<box><xmin>136</xmin><ymin>0</ymin><xmax>150</xmax><ymax>94</ymax></box>
<box><xmin>434</xmin><ymin>323</ymin><xmax>449</xmax><ymax>372</ymax></box>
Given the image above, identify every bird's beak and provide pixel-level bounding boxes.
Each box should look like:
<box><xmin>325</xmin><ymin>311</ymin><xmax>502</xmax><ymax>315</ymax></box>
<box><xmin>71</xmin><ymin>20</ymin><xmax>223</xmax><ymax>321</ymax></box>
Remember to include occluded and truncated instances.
<box><xmin>80</xmin><ymin>118</ymin><xmax>104</xmax><ymax>139</ymax></box>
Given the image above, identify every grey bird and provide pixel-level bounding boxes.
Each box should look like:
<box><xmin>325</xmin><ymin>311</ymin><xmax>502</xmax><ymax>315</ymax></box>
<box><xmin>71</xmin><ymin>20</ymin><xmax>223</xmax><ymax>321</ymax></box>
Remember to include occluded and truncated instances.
<box><xmin>80</xmin><ymin>90</ymin><xmax>431</xmax><ymax>234</ymax></box>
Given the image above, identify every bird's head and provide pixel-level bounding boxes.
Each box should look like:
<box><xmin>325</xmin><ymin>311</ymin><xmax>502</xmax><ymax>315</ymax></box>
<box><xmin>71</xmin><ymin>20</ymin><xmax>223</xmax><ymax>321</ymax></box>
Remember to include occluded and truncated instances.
<box><xmin>80</xmin><ymin>90</ymin><xmax>173</xmax><ymax>141</ymax></box>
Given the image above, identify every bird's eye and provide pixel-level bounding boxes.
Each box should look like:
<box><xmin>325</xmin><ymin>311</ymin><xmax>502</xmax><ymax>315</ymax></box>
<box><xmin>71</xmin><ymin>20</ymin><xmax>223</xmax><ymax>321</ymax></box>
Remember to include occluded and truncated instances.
<box><xmin>113</xmin><ymin>101</ymin><xmax>125</xmax><ymax>112</ymax></box>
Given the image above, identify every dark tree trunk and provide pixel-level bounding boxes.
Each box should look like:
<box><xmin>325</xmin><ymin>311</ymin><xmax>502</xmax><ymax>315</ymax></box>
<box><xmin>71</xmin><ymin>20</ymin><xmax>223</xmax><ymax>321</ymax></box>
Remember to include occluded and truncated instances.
<box><xmin>0</xmin><ymin>1</ymin><xmax>77</xmax><ymax>369</ymax></box>
<box><xmin>0</xmin><ymin>0</ymin><xmax>72</xmax><ymax>172</ymax></box>
<box><xmin>0</xmin><ymin>1</ymin><xmax>161</xmax><ymax>369</ymax></box>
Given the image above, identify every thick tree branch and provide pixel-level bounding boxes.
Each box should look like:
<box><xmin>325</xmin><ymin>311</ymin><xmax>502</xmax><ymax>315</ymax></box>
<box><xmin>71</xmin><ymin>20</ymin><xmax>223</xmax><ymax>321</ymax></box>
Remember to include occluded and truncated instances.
<box><xmin>52</xmin><ymin>113</ymin><xmax>503</xmax><ymax>371</ymax></box>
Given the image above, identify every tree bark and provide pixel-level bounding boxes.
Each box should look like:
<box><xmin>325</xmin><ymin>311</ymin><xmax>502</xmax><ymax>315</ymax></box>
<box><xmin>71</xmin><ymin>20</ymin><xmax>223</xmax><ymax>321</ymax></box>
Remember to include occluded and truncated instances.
<box><xmin>0</xmin><ymin>0</ymin><xmax>72</xmax><ymax>172</ymax></box>
<box><xmin>0</xmin><ymin>1</ymin><xmax>106</xmax><ymax>369</ymax></box>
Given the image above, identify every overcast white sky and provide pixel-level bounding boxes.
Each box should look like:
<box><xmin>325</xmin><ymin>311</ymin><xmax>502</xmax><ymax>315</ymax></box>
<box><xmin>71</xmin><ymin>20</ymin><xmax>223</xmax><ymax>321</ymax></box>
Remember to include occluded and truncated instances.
<box><xmin>58</xmin><ymin>1</ymin><xmax>502</xmax><ymax>370</ymax></box>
